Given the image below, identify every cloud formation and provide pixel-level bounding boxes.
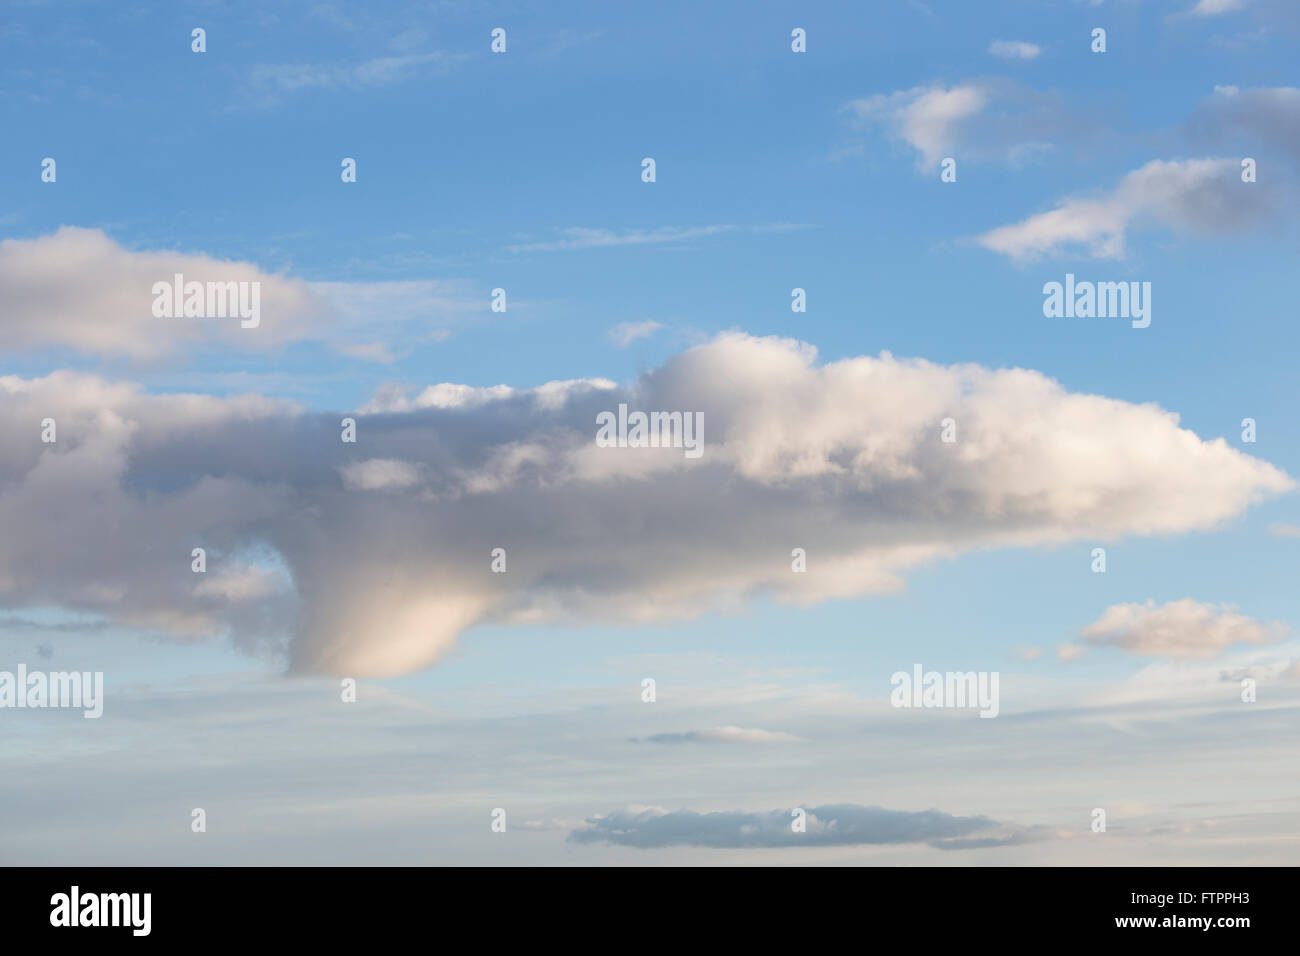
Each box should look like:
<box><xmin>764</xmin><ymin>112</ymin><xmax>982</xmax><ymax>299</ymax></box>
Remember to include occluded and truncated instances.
<box><xmin>846</xmin><ymin>84</ymin><xmax>988</xmax><ymax>167</ymax></box>
<box><xmin>0</xmin><ymin>228</ymin><xmax>480</xmax><ymax>361</ymax></box>
<box><xmin>1190</xmin><ymin>86</ymin><xmax>1300</xmax><ymax>167</ymax></box>
<box><xmin>568</xmin><ymin>803</ymin><xmax>1053</xmax><ymax>850</ymax></box>
<box><xmin>976</xmin><ymin>158</ymin><xmax>1270</xmax><ymax>261</ymax></box>
<box><xmin>608</xmin><ymin>321</ymin><xmax>664</xmax><ymax>348</ymax></box>
<box><xmin>243</xmin><ymin>51</ymin><xmax>467</xmax><ymax>106</ymax></box>
<box><xmin>1080</xmin><ymin>598</ymin><xmax>1288</xmax><ymax>658</ymax></box>
<box><xmin>844</xmin><ymin>81</ymin><xmax>1066</xmax><ymax>169</ymax></box>
<box><xmin>0</xmin><ymin>333</ymin><xmax>1290</xmax><ymax>676</ymax></box>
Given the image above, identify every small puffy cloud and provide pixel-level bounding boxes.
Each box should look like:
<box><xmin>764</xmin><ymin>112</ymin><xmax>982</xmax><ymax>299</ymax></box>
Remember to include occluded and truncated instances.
<box><xmin>843</xmin><ymin>81</ymin><xmax>1070</xmax><ymax>170</ymax></box>
<box><xmin>846</xmin><ymin>84</ymin><xmax>988</xmax><ymax>167</ymax></box>
<box><xmin>568</xmin><ymin>803</ymin><xmax>1054</xmax><ymax>850</ymax></box>
<box><xmin>989</xmin><ymin>40</ymin><xmax>1041</xmax><ymax>60</ymax></box>
<box><xmin>1080</xmin><ymin>599</ymin><xmax>1288</xmax><ymax>658</ymax></box>
<box><xmin>976</xmin><ymin>158</ymin><xmax>1272</xmax><ymax>261</ymax></box>
<box><xmin>1268</xmin><ymin>523</ymin><xmax>1300</xmax><ymax>537</ymax></box>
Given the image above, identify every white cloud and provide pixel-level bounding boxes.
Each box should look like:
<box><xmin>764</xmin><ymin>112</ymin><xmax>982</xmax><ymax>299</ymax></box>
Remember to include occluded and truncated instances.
<box><xmin>843</xmin><ymin>82</ymin><xmax>1073</xmax><ymax>169</ymax></box>
<box><xmin>1081</xmin><ymin>599</ymin><xmax>1288</xmax><ymax>658</ymax></box>
<box><xmin>0</xmin><ymin>227</ymin><xmax>317</xmax><ymax>359</ymax></box>
<box><xmin>0</xmin><ymin>229</ymin><xmax>482</xmax><ymax>361</ymax></box>
<box><xmin>846</xmin><ymin>85</ymin><xmax>988</xmax><ymax>167</ymax></box>
<box><xmin>0</xmin><ymin>333</ymin><xmax>1290</xmax><ymax>676</ymax></box>
<box><xmin>976</xmin><ymin>157</ymin><xmax>1271</xmax><ymax>261</ymax></box>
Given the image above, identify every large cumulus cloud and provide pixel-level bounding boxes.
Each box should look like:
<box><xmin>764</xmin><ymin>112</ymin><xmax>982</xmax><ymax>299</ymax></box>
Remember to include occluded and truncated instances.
<box><xmin>0</xmin><ymin>333</ymin><xmax>1291</xmax><ymax>676</ymax></box>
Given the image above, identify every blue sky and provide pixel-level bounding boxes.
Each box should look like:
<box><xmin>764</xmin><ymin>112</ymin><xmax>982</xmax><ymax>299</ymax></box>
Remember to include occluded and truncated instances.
<box><xmin>2</xmin><ymin>0</ymin><xmax>1299</xmax><ymax>864</ymax></box>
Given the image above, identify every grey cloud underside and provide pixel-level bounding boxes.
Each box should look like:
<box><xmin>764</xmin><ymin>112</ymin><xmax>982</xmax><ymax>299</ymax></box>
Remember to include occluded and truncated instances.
<box><xmin>568</xmin><ymin>804</ymin><xmax>1052</xmax><ymax>850</ymax></box>
<box><xmin>0</xmin><ymin>333</ymin><xmax>1291</xmax><ymax>676</ymax></box>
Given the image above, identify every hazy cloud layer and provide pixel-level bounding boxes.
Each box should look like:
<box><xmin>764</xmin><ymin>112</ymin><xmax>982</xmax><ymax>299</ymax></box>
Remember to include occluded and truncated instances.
<box><xmin>242</xmin><ymin>51</ymin><xmax>468</xmax><ymax>106</ymax></box>
<box><xmin>641</xmin><ymin>726</ymin><xmax>805</xmax><ymax>745</ymax></box>
<box><xmin>568</xmin><ymin>804</ymin><xmax>1053</xmax><ymax>850</ymax></box>
<box><xmin>0</xmin><ymin>333</ymin><xmax>1290</xmax><ymax>676</ymax></box>
<box><xmin>1188</xmin><ymin>0</ymin><xmax>1249</xmax><ymax>16</ymax></box>
<box><xmin>1189</xmin><ymin>85</ymin><xmax>1300</xmax><ymax>166</ymax></box>
<box><xmin>988</xmin><ymin>40</ymin><xmax>1041</xmax><ymax>60</ymax></box>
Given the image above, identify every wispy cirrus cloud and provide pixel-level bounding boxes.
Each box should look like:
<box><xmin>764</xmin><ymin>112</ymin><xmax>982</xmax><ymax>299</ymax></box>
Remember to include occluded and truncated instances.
<box><xmin>988</xmin><ymin>40</ymin><xmax>1041</xmax><ymax>60</ymax></box>
<box><xmin>242</xmin><ymin>50</ymin><xmax>468</xmax><ymax>106</ymax></box>
<box><xmin>608</xmin><ymin>320</ymin><xmax>664</xmax><ymax>348</ymax></box>
<box><xmin>506</xmin><ymin>223</ymin><xmax>809</xmax><ymax>254</ymax></box>
<box><xmin>506</xmin><ymin>225</ymin><xmax>737</xmax><ymax>254</ymax></box>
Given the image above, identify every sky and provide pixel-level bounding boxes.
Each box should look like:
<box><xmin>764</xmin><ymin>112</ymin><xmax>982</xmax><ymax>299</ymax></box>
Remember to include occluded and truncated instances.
<box><xmin>1</xmin><ymin>0</ymin><xmax>1299</xmax><ymax>865</ymax></box>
